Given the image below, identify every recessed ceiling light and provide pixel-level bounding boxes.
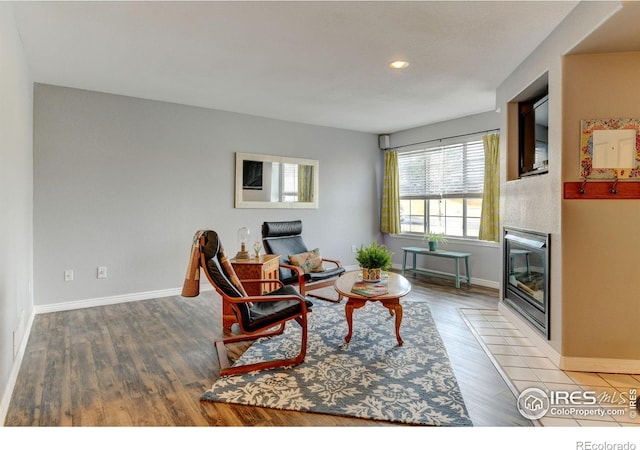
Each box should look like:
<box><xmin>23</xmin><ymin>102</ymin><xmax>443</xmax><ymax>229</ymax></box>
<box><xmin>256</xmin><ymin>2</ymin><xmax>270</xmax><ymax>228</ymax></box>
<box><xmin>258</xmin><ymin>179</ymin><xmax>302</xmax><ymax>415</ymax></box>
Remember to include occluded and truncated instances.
<box><xmin>389</xmin><ymin>60</ymin><xmax>410</xmax><ymax>69</ymax></box>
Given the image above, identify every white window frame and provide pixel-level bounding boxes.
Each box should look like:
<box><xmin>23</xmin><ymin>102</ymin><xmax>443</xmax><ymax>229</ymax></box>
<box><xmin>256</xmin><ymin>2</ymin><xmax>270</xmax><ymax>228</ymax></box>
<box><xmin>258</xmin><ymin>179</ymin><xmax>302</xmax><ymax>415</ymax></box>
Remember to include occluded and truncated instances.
<box><xmin>398</xmin><ymin>136</ymin><xmax>487</xmax><ymax>239</ymax></box>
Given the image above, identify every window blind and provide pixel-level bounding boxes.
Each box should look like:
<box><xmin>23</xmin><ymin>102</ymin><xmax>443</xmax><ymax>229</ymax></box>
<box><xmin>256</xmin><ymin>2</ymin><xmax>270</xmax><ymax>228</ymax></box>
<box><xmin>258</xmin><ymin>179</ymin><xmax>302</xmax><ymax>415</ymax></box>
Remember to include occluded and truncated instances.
<box><xmin>281</xmin><ymin>162</ymin><xmax>298</xmax><ymax>201</ymax></box>
<box><xmin>398</xmin><ymin>140</ymin><xmax>485</xmax><ymax>199</ymax></box>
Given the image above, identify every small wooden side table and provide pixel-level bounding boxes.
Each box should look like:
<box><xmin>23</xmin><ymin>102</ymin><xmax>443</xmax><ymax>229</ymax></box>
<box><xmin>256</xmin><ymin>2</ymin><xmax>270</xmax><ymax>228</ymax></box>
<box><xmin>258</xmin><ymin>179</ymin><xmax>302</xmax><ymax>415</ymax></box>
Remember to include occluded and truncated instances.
<box><xmin>334</xmin><ymin>271</ymin><xmax>411</xmax><ymax>346</ymax></box>
<box><xmin>226</xmin><ymin>254</ymin><xmax>280</xmax><ymax>329</ymax></box>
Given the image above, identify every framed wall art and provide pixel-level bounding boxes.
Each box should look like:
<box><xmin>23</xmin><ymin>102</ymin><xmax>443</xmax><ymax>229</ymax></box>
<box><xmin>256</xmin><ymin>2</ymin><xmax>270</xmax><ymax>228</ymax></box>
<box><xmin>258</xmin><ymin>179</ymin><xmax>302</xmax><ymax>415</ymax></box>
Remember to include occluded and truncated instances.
<box><xmin>580</xmin><ymin>118</ymin><xmax>640</xmax><ymax>179</ymax></box>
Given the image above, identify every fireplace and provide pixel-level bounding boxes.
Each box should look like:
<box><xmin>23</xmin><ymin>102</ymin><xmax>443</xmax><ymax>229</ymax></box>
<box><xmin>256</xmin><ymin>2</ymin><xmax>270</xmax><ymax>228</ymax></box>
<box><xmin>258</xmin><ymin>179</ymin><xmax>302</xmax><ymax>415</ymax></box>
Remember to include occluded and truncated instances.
<box><xmin>503</xmin><ymin>227</ymin><xmax>550</xmax><ymax>339</ymax></box>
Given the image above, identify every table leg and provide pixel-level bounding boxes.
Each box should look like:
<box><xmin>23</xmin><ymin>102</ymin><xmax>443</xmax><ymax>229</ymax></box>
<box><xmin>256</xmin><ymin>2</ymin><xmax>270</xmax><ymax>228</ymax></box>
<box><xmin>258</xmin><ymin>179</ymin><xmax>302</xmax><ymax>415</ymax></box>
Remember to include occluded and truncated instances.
<box><xmin>412</xmin><ymin>253</ymin><xmax>417</xmax><ymax>278</ymax></box>
<box><xmin>402</xmin><ymin>250</ymin><xmax>407</xmax><ymax>275</ymax></box>
<box><xmin>344</xmin><ymin>298</ymin><xmax>366</xmax><ymax>343</ymax></box>
<box><xmin>381</xmin><ymin>298</ymin><xmax>403</xmax><ymax>346</ymax></box>
<box><xmin>455</xmin><ymin>258</ymin><xmax>461</xmax><ymax>288</ymax></box>
<box><xmin>465</xmin><ymin>256</ymin><xmax>471</xmax><ymax>286</ymax></box>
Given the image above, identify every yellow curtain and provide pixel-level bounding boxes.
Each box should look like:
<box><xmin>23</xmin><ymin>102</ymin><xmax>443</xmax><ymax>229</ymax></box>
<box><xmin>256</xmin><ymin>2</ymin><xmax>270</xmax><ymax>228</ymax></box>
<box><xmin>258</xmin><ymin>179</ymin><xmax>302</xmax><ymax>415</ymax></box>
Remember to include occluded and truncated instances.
<box><xmin>479</xmin><ymin>134</ymin><xmax>500</xmax><ymax>242</ymax></box>
<box><xmin>298</xmin><ymin>164</ymin><xmax>313</xmax><ymax>202</ymax></box>
<box><xmin>381</xmin><ymin>150</ymin><xmax>401</xmax><ymax>234</ymax></box>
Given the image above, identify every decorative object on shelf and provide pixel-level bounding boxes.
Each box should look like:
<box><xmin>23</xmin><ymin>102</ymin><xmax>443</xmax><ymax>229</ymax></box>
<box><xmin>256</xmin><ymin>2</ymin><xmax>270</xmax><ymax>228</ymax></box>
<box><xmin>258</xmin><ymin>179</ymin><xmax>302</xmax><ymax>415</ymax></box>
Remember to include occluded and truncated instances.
<box><xmin>235</xmin><ymin>227</ymin><xmax>251</xmax><ymax>260</ymax></box>
<box><xmin>580</xmin><ymin>118</ymin><xmax>640</xmax><ymax>180</ymax></box>
<box><xmin>355</xmin><ymin>241</ymin><xmax>392</xmax><ymax>282</ymax></box>
<box><xmin>424</xmin><ymin>231</ymin><xmax>448</xmax><ymax>251</ymax></box>
<box><xmin>252</xmin><ymin>240</ymin><xmax>262</xmax><ymax>259</ymax></box>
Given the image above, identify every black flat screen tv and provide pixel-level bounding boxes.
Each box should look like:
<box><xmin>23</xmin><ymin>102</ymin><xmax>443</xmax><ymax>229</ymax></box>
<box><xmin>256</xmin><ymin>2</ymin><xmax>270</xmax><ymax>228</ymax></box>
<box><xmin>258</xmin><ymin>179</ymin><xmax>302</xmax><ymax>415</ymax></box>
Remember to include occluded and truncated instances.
<box><xmin>519</xmin><ymin>94</ymin><xmax>549</xmax><ymax>177</ymax></box>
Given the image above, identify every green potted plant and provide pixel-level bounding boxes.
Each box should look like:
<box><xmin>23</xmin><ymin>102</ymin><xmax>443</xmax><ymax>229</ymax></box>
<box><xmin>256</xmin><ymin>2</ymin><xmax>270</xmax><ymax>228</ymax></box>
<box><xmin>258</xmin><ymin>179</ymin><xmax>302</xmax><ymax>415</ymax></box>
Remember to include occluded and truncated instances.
<box><xmin>355</xmin><ymin>241</ymin><xmax>393</xmax><ymax>282</ymax></box>
<box><xmin>425</xmin><ymin>231</ymin><xmax>448</xmax><ymax>251</ymax></box>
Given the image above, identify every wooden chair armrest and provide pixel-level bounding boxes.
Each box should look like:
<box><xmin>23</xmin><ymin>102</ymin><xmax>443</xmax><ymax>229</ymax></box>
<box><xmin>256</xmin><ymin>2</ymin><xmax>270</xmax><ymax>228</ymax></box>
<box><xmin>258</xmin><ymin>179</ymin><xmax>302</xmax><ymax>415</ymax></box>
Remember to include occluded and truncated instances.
<box><xmin>321</xmin><ymin>258</ymin><xmax>342</xmax><ymax>268</ymax></box>
<box><xmin>278</xmin><ymin>262</ymin><xmax>307</xmax><ymax>284</ymax></box>
<box><xmin>278</xmin><ymin>262</ymin><xmax>303</xmax><ymax>273</ymax></box>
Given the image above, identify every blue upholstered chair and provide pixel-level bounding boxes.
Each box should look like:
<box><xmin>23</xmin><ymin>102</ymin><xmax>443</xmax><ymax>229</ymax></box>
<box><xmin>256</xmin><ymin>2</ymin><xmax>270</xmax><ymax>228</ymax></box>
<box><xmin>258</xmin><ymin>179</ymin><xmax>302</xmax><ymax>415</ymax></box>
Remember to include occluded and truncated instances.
<box><xmin>261</xmin><ymin>220</ymin><xmax>345</xmax><ymax>302</ymax></box>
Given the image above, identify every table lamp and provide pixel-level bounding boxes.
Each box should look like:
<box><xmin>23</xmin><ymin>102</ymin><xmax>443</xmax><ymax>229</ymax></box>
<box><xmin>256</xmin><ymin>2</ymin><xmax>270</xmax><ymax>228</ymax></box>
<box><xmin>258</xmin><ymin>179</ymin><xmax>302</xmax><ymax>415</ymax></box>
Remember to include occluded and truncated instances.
<box><xmin>235</xmin><ymin>227</ymin><xmax>251</xmax><ymax>260</ymax></box>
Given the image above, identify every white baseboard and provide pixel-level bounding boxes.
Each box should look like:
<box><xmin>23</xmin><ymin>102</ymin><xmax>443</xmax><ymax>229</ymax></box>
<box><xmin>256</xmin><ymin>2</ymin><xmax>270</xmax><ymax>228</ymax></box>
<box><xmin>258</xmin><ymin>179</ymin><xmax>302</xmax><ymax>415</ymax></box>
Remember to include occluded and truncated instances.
<box><xmin>0</xmin><ymin>309</ymin><xmax>35</xmax><ymax>427</ymax></box>
<box><xmin>559</xmin><ymin>356</ymin><xmax>640</xmax><ymax>374</ymax></box>
<box><xmin>34</xmin><ymin>284</ymin><xmax>213</xmax><ymax>314</ymax></box>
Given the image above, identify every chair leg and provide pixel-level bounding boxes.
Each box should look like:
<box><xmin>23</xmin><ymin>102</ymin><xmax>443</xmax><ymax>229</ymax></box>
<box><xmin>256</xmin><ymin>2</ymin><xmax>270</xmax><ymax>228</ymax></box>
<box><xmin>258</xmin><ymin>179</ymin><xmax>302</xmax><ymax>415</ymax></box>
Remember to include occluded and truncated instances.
<box><xmin>307</xmin><ymin>291</ymin><xmax>343</xmax><ymax>303</ymax></box>
<box><xmin>221</xmin><ymin>323</ymin><xmax>285</xmax><ymax>345</ymax></box>
<box><xmin>215</xmin><ymin>318</ymin><xmax>308</xmax><ymax>377</ymax></box>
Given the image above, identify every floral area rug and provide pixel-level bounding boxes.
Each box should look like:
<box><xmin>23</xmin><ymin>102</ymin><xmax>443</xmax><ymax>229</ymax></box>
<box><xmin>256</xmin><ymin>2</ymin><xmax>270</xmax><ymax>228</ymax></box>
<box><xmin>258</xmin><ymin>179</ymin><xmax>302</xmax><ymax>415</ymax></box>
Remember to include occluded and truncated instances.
<box><xmin>201</xmin><ymin>299</ymin><xmax>472</xmax><ymax>426</ymax></box>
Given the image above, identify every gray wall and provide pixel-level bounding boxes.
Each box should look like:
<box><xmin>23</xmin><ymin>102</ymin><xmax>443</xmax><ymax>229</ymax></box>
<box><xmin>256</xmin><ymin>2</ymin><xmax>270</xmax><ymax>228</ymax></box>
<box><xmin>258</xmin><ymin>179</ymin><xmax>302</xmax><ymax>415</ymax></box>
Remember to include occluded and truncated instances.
<box><xmin>383</xmin><ymin>111</ymin><xmax>502</xmax><ymax>287</ymax></box>
<box><xmin>33</xmin><ymin>84</ymin><xmax>380</xmax><ymax>307</ymax></box>
<box><xmin>0</xmin><ymin>4</ymin><xmax>34</xmax><ymax>419</ymax></box>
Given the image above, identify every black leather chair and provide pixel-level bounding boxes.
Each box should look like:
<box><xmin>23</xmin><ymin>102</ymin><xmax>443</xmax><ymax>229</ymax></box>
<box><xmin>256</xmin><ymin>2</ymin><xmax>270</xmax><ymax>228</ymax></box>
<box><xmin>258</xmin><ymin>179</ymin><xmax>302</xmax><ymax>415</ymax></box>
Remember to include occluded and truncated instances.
<box><xmin>261</xmin><ymin>220</ymin><xmax>345</xmax><ymax>302</ymax></box>
<box><xmin>196</xmin><ymin>229</ymin><xmax>312</xmax><ymax>376</ymax></box>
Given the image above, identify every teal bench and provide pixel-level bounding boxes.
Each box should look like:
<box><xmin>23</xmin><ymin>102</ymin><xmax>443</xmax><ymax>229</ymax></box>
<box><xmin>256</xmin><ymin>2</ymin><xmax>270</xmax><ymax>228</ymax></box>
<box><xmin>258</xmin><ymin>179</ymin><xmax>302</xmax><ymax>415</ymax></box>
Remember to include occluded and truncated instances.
<box><xmin>401</xmin><ymin>247</ymin><xmax>471</xmax><ymax>288</ymax></box>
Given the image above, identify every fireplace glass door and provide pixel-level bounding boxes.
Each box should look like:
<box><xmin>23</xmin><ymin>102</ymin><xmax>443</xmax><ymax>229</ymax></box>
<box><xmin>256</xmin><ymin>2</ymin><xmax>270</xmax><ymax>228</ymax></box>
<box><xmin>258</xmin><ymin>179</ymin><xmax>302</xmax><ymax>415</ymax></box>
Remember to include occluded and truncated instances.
<box><xmin>503</xmin><ymin>227</ymin><xmax>550</xmax><ymax>339</ymax></box>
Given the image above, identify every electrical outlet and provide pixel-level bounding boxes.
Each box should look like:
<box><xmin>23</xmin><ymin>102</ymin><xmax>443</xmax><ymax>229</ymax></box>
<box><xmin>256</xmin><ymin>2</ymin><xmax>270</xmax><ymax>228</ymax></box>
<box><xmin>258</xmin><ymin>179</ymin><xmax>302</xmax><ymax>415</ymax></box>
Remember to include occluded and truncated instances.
<box><xmin>351</xmin><ymin>245</ymin><xmax>357</xmax><ymax>253</ymax></box>
<box><xmin>64</xmin><ymin>269</ymin><xmax>73</xmax><ymax>282</ymax></box>
<box><xmin>97</xmin><ymin>266</ymin><xmax>108</xmax><ymax>279</ymax></box>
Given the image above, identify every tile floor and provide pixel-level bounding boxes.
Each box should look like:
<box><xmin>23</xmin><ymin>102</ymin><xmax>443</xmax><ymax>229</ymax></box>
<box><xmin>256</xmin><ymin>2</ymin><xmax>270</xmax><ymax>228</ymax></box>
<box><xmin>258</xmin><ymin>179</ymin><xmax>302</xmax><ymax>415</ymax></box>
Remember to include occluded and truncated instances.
<box><xmin>460</xmin><ymin>308</ymin><xmax>640</xmax><ymax>427</ymax></box>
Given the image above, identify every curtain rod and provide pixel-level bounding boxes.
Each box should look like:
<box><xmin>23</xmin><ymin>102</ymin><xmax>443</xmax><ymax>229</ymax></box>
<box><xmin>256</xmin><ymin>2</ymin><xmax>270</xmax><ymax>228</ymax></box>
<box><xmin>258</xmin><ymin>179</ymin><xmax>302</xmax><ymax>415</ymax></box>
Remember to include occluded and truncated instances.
<box><xmin>383</xmin><ymin>128</ymin><xmax>500</xmax><ymax>151</ymax></box>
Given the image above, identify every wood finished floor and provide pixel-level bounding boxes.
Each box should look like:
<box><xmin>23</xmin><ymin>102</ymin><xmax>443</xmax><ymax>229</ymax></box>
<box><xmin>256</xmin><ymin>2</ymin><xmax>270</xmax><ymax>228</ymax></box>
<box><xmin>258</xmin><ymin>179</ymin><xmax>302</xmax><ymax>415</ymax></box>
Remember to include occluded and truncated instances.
<box><xmin>4</xmin><ymin>273</ymin><xmax>532</xmax><ymax>427</ymax></box>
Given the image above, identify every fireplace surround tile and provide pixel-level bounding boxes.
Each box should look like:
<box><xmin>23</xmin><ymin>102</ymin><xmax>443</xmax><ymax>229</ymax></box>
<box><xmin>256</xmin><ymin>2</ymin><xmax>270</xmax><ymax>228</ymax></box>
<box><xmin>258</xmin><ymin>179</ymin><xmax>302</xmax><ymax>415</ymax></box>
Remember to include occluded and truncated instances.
<box><xmin>531</xmin><ymin>368</ymin><xmax>576</xmax><ymax>384</ymax></box>
<box><xmin>486</xmin><ymin>344</ymin><xmax>519</xmax><ymax>356</ymax></box>
<box><xmin>503</xmin><ymin>366</ymin><xmax>538</xmax><ymax>381</ymax></box>
<box><xmin>522</xmin><ymin>356</ymin><xmax>557</xmax><ymax>370</ymax></box>
<box><xmin>493</xmin><ymin>354</ymin><xmax>528</xmax><ymax>368</ymax></box>
<box><xmin>513</xmin><ymin>345</ymin><xmax>547</xmax><ymax>358</ymax></box>
<box><xmin>459</xmin><ymin>308</ymin><xmax>639</xmax><ymax>427</ymax></box>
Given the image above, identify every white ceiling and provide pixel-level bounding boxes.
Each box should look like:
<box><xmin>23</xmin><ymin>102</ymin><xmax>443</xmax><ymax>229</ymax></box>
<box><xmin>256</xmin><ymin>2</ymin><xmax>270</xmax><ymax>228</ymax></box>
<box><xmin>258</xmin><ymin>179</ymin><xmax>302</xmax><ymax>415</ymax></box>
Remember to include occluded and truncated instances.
<box><xmin>12</xmin><ymin>1</ymin><xmax>580</xmax><ymax>134</ymax></box>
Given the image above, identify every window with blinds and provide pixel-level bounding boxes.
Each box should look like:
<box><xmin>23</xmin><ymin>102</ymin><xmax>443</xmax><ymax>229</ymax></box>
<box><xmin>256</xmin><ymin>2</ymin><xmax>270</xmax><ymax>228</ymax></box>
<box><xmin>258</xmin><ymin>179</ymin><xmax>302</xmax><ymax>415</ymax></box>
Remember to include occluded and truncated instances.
<box><xmin>280</xmin><ymin>162</ymin><xmax>298</xmax><ymax>202</ymax></box>
<box><xmin>398</xmin><ymin>138</ymin><xmax>486</xmax><ymax>238</ymax></box>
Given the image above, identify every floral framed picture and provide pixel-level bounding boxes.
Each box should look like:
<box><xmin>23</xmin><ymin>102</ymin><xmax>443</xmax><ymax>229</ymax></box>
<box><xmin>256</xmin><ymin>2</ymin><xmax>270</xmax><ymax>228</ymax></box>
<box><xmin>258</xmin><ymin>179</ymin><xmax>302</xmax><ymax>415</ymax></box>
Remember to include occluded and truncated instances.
<box><xmin>580</xmin><ymin>118</ymin><xmax>640</xmax><ymax>179</ymax></box>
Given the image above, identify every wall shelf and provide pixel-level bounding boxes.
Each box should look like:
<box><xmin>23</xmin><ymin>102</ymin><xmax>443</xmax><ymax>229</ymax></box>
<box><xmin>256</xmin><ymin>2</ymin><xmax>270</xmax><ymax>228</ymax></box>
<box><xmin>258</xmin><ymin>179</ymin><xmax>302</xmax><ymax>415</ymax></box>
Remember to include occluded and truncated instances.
<box><xmin>563</xmin><ymin>181</ymin><xmax>640</xmax><ymax>199</ymax></box>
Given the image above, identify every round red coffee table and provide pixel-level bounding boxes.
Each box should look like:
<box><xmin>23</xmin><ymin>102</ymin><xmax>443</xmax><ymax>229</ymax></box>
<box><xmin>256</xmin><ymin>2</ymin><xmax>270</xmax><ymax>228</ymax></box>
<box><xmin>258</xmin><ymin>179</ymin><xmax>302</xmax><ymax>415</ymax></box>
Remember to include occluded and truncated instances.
<box><xmin>334</xmin><ymin>270</ymin><xmax>411</xmax><ymax>346</ymax></box>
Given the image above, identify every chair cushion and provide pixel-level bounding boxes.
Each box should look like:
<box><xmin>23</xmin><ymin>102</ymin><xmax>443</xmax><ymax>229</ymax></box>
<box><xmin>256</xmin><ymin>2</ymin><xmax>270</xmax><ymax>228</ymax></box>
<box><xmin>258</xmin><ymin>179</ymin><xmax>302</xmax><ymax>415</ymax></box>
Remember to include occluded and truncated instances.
<box><xmin>289</xmin><ymin>248</ymin><xmax>325</xmax><ymax>274</ymax></box>
<box><xmin>200</xmin><ymin>230</ymin><xmax>247</xmax><ymax>299</ymax></box>
<box><xmin>243</xmin><ymin>286</ymin><xmax>313</xmax><ymax>332</ymax></box>
<box><xmin>308</xmin><ymin>265</ymin><xmax>346</xmax><ymax>281</ymax></box>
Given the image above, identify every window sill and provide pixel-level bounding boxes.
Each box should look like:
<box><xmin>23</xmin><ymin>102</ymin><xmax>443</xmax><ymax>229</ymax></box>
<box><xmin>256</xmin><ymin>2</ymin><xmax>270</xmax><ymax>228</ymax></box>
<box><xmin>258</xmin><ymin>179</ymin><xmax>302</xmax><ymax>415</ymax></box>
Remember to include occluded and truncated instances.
<box><xmin>387</xmin><ymin>233</ymin><xmax>500</xmax><ymax>249</ymax></box>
